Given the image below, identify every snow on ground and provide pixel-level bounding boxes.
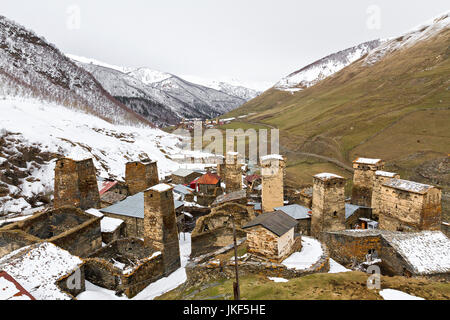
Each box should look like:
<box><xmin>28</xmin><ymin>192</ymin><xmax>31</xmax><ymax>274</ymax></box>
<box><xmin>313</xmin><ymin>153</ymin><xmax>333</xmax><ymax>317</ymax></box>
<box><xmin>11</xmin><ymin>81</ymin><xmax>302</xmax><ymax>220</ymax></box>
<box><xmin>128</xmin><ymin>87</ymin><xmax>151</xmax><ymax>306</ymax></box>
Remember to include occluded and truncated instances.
<box><xmin>379</xmin><ymin>289</ymin><xmax>425</xmax><ymax>301</ymax></box>
<box><xmin>0</xmin><ymin>97</ymin><xmax>214</xmax><ymax>214</ymax></box>
<box><xmin>328</xmin><ymin>259</ymin><xmax>351</xmax><ymax>274</ymax></box>
<box><xmin>77</xmin><ymin>232</ymin><xmax>192</xmax><ymax>300</ymax></box>
<box><xmin>282</xmin><ymin>237</ymin><xmax>323</xmax><ymax>271</ymax></box>
<box><xmin>268</xmin><ymin>277</ymin><xmax>289</xmax><ymax>283</ymax></box>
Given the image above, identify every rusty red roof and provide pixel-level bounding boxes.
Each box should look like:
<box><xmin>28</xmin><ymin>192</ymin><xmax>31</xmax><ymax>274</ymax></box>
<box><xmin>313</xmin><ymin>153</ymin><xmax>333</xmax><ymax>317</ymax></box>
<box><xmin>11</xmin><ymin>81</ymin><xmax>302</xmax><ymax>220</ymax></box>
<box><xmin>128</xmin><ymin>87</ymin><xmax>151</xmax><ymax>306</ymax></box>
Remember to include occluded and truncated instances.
<box><xmin>196</xmin><ymin>172</ymin><xmax>220</xmax><ymax>185</ymax></box>
<box><xmin>245</xmin><ymin>174</ymin><xmax>261</xmax><ymax>183</ymax></box>
<box><xmin>99</xmin><ymin>180</ymin><xmax>118</xmax><ymax>196</ymax></box>
<box><xmin>0</xmin><ymin>271</ymin><xmax>35</xmax><ymax>300</ymax></box>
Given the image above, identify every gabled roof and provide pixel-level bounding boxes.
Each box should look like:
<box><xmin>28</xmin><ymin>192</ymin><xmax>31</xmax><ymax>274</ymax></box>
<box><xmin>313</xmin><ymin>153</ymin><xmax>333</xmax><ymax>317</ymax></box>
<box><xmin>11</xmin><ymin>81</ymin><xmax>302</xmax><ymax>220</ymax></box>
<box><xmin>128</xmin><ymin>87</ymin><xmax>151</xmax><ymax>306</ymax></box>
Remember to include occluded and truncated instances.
<box><xmin>196</xmin><ymin>172</ymin><xmax>220</xmax><ymax>185</ymax></box>
<box><xmin>381</xmin><ymin>231</ymin><xmax>450</xmax><ymax>275</ymax></box>
<box><xmin>243</xmin><ymin>211</ymin><xmax>298</xmax><ymax>237</ymax></box>
<box><xmin>275</xmin><ymin>204</ymin><xmax>311</xmax><ymax>220</ymax></box>
<box><xmin>353</xmin><ymin>158</ymin><xmax>383</xmax><ymax>165</ymax></box>
<box><xmin>172</xmin><ymin>168</ymin><xmax>195</xmax><ymax>177</ymax></box>
<box><xmin>375</xmin><ymin>171</ymin><xmax>398</xmax><ymax>178</ymax></box>
<box><xmin>173</xmin><ymin>184</ymin><xmax>195</xmax><ymax>195</ymax></box>
<box><xmin>245</xmin><ymin>174</ymin><xmax>261</xmax><ymax>183</ymax></box>
<box><xmin>382</xmin><ymin>178</ymin><xmax>434</xmax><ymax>194</ymax></box>
<box><xmin>99</xmin><ymin>180</ymin><xmax>119</xmax><ymax>196</ymax></box>
<box><xmin>345</xmin><ymin>203</ymin><xmax>369</xmax><ymax>219</ymax></box>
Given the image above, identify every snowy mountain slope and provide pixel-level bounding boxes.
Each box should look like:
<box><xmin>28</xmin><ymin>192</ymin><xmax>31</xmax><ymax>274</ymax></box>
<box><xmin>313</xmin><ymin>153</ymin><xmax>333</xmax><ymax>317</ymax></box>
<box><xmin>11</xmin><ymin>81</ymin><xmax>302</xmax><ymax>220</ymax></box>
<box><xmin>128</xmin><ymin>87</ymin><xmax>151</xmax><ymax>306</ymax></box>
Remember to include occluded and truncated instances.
<box><xmin>0</xmin><ymin>16</ymin><xmax>149</xmax><ymax>127</ymax></box>
<box><xmin>274</xmin><ymin>40</ymin><xmax>381</xmax><ymax>92</ymax></box>
<box><xmin>0</xmin><ymin>97</ymin><xmax>213</xmax><ymax>217</ymax></box>
<box><xmin>364</xmin><ymin>11</ymin><xmax>449</xmax><ymax>65</ymax></box>
<box><xmin>68</xmin><ymin>55</ymin><xmax>252</xmax><ymax>126</ymax></box>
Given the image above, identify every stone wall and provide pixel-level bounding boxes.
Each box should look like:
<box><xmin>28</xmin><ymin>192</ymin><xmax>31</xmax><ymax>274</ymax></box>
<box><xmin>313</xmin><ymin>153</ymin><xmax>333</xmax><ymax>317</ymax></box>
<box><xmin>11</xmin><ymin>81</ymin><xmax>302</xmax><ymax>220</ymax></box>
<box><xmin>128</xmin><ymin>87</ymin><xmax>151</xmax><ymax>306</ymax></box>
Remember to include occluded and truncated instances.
<box><xmin>311</xmin><ymin>176</ymin><xmax>346</xmax><ymax>238</ymax></box>
<box><xmin>172</xmin><ymin>172</ymin><xmax>201</xmax><ymax>185</ymax></box>
<box><xmin>125</xmin><ymin>161</ymin><xmax>159</xmax><ymax>196</ymax></box>
<box><xmin>261</xmin><ymin>158</ymin><xmax>285</xmax><ymax>212</ymax></box>
<box><xmin>54</xmin><ymin>158</ymin><xmax>100</xmax><ymax>210</ymax></box>
<box><xmin>144</xmin><ymin>186</ymin><xmax>181</xmax><ymax>275</ymax></box>
<box><xmin>379</xmin><ymin>186</ymin><xmax>442</xmax><ymax>232</ymax></box>
<box><xmin>322</xmin><ymin>231</ymin><xmax>382</xmax><ymax>265</ymax></box>
<box><xmin>372</xmin><ymin>174</ymin><xmax>400</xmax><ymax>219</ymax></box>
<box><xmin>0</xmin><ymin>230</ymin><xmax>39</xmax><ymax>258</ymax></box>
<box><xmin>351</xmin><ymin>161</ymin><xmax>384</xmax><ymax>207</ymax></box>
<box><xmin>191</xmin><ymin>226</ymin><xmax>247</xmax><ymax>257</ymax></box>
<box><xmin>1</xmin><ymin>206</ymin><xmax>102</xmax><ymax>257</ymax></box>
<box><xmin>57</xmin><ymin>265</ymin><xmax>86</xmax><ymax>299</ymax></box>
<box><xmin>224</xmin><ymin>154</ymin><xmax>242</xmax><ymax>193</ymax></box>
<box><xmin>102</xmin><ymin>212</ymin><xmax>144</xmax><ymax>238</ymax></box>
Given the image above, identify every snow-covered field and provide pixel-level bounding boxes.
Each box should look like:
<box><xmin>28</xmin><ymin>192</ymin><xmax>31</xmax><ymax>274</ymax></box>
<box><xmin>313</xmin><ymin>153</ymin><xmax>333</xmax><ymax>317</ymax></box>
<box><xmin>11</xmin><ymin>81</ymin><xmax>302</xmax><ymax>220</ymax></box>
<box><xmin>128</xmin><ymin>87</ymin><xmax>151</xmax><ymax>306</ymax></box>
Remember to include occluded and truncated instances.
<box><xmin>282</xmin><ymin>237</ymin><xmax>324</xmax><ymax>271</ymax></box>
<box><xmin>0</xmin><ymin>97</ymin><xmax>213</xmax><ymax>215</ymax></box>
<box><xmin>77</xmin><ymin>232</ymin><xmax>192</xmax><ymax>300</ymax></box>
<box><xmin>328</xmin><ymin>259</ymin><xmax>351</xmax><ymax>274</ymax></box>
<box><xmin>379</xmin><ymin>289</ymin><xmax>425</xmax><ymax>301</ymax></box>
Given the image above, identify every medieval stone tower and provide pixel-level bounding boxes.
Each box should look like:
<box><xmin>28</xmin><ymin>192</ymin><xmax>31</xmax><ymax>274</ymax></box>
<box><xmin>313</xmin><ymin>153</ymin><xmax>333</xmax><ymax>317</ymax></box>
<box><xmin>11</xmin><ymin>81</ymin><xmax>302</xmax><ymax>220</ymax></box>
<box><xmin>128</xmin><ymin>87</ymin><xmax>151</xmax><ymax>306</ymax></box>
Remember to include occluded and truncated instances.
<box><xmin>311</xmin><ymin>173</ymin><xmax>346</xmax><ymax>238</ymax></box>
<box><xmin>351</xmin><ymin>158</ymin><xmax>385</xmax><ymax>207</ymax></box>
<box><xmin>371</xmin><ymin>171</ymin><xmax>400</xmax><ymax>219</ymax></box>
<box><xmin>125</xmin><ymin>160</ymin><xmax>159</xmax><ymax>196</ymax></box>
<box><xmin>144</xmin><ymin>184</ymin><xmax>181</xmax><ymax>275</ymax></box>
<box><xmin>224</xmin><ymin>152</ymin><xmax>242</xmax><ymax>193</ymax></box>
<box><xmin>54</xmin><ymin>158</ymin><xmax>100</xmax><ymax>210</ymax></box>
<box><xmin>261</xmin><ymin>155</ymin><xmax>285</xmax><ymax>212</ymax></box>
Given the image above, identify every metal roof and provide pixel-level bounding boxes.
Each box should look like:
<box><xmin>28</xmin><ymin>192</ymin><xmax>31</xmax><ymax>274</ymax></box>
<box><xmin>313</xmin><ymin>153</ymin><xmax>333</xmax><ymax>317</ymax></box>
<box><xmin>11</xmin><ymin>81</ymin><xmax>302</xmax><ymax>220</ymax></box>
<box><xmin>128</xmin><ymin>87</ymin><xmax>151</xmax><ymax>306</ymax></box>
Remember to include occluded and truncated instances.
<box><xmin>382</xmin><ymin>178</ymin><xmax>434</xmax><ymax>195</ymax></box>
<box><xmin>345</xmin><ymin>203</ymin><xmax>367</xmax><ymax>219</ymax></box>
<box><xmin>212</xmin><ymin>190</ymin><xmax>247</xmax><ymax>206</ymax></box>
<box><xmin>275</xmin><ymin>204</ymin><xmax>311</xmax><ymax>220</ymax></box>
<box><xmin>172</xmin><ymin>168</ymin><xmax>195</xmax><ymax>177</ymax></box>
<box><xmin>243</xmin><ymin>211</ymin><xmax>298</xmax><ymax>237</ymax></box>
<box><xmin>173</xmin><ymin>184</ymin><xmax>195</xmax><ymax>195</ymax></box>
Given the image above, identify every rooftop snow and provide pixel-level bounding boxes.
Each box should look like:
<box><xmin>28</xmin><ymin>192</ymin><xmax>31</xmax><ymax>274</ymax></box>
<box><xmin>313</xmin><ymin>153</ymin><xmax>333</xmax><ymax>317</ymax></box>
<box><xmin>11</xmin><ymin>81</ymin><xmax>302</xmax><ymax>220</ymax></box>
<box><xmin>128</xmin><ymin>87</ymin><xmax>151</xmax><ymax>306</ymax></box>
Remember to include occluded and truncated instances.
<box><xmin>383</xmin><ymin>178</ymin><xmax>434</xmax><ymax>194</ymax></box>
<box><xmin>375</xmin><ymin>171</ymin><xmax>398</xmax><ymax>178</ymax></box>
<box><xmin>101</xmin><ymin>217</ymin><xmax>124</xmax><ymax>233</ymax></box>
<box><xmin>0</xmin><ymin>242</ymin><xmax>83</xmax><ymax>300</ymax></box>
<box><xmin>149</xmin><ymin>184</ymin><xmax>173</xmax><ymax>193</ymax></box>
<box><xmin>354</xmin><ymin>158</ymin><xmax>382</xmax><ymax>165</ymax></box>
<box><xmin>314</xmin><ymin>173</ymin><xmax>344</xmax><ymax>181</ymax></box>
<box><xmin>260</xmin><ymin>154</ymin><xmax>284</xmax><ymax>162</ymax></box>
<box><xmin>282</xmin><ymin>237</ymin><xmax>324</xmax><ymax>271</ymax></box>
<box><xmin>171</xmin><ymin>168</ymin><xmax>195</xmax><ymax>177</ymax></box>
<box><xmin>381</xmin><ymin>231</ymin><xmax>450</xmax><ymax>275</ymax></box>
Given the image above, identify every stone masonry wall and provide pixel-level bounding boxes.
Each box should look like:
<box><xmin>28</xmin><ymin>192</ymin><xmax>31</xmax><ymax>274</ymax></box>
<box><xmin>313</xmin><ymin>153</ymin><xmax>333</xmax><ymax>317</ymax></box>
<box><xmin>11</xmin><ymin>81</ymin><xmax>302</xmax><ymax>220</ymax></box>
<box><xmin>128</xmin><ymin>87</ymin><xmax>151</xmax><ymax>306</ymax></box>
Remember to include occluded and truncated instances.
<box><xmin>261</xmin><ymin>158</ymin><xmax>285</xmax><ymax>213</ymax></box>
<box><xmin>311</xmin><ymin>177</ymin><xmax>346</xmax><ymax>238</ymax></box>
<box><xmin>225</xmin><ymin>154</ymin><xmax>242</xmax><ymax>193</ymax></box>
<box><xmin>372</xmin><ymin>174</ymin><xmax>400</xmax><ymax>219</ymax></box>
<box><xmin>126</xmin><ymin>161</ymin><xmax>159</xmax><ymax>196</ymax></box>
<box><xmin>144</xmin><ymin>186</ymin><xmax>181</xmax><ymax>275</ymax></box>
<box><xmin>352</xmin><ymin>162</ymin><xmax>384</xmax><ymax>207</ymax></box>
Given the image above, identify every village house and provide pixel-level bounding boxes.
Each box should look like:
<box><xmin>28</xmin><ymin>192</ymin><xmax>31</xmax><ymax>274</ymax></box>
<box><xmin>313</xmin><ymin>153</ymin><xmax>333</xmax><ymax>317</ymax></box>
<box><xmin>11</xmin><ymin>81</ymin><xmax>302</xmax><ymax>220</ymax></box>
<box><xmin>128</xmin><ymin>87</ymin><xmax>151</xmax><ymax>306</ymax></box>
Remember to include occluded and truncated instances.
<box><xmin>193</xmin><ymin>172</ymin><xmax>223</xmax><ymax>206</ymax></box>
<box><xmin>98</xmin><ymin>178</ymin><xmax>128</xmax><ymax>208</ymax></box>
<box><xmin>0</xmin><ymin>242</ymin><xmax>85</xmax><ymax>300</ymax></box>
<box><xmin>243</xmin><ymin>211</ymin><xmax>301</xmax><ymax>262</ymax></box>
<box><xmin>371</xmin><ymin>170</ymin><xmax>400</xmax><ymax>219</ymax></box>
<box><xmin>275</xmin><ymin>204</ymin><xmax>312</xmax><ymax>235</ymax></box>
<box><xmin>171</xmin><ymin>168</ymin><xmax>202</xmax><ymax>185</ymax></box>
<box><xmin>378</xmin><ymin>178</ymin><xmax>442</xmax><ymax>232</ymax></box>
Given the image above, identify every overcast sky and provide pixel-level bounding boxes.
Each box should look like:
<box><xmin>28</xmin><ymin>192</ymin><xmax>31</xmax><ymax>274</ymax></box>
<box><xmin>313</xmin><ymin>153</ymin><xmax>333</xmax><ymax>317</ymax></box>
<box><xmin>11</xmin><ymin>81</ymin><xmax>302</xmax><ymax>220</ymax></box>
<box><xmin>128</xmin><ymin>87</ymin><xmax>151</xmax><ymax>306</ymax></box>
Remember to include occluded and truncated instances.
<box><xmin>2</xmin><ymin>1</ymin><xmax>449</xmax><ymax>90</ymax></box>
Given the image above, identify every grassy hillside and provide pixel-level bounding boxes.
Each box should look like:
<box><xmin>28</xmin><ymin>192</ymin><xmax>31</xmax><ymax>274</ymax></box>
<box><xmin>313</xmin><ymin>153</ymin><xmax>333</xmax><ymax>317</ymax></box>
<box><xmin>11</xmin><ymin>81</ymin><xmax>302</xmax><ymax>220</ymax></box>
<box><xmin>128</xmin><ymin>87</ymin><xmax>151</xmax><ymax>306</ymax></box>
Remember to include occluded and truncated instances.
<box><xmin>158</xmin><ymin>272</ymin><xmax>450</xmax><ymax>300</ymax></box>
<box><xmin>223</xmin><ymin>27</ymin><xmax>450</xmax><ymax>220</ymax></box>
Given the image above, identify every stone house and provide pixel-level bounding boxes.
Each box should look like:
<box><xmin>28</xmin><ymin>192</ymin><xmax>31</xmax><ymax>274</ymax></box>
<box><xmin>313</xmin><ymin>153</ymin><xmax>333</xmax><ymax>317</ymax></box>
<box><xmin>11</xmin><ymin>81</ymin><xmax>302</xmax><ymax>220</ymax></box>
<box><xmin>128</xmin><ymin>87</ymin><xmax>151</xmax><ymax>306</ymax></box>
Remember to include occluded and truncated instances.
<box><xmin>298</xmin><ymin>187</ymin><xmax>313</xmax><ymax>208</ymax></box>
<box><xmin>224</xmin><ymin>152</ymin><xmax>243</xmax><ymax>193</ymax></box>
<box><xmin>311</xmin><ymin>173</ymin><xmax>347</xmax><ymax>238</ymax></box>
<box><xmin>378</xmin><ymin>178</ymin><xmax>442</xmax><ymax>232</ymax></box>
<box><xmin>54</xmin><ymin>158</ymin><xmax>100</xmax><ymax>210</ymax></box>
<box><xmin>274</xmin><ymin>204</ymin><xmax>312</xmax><ymax>235</ymax></box>
<box><xmin>351</xmin><ymin>158</ymin><xmax>385</xmax><ymax>207</ymax></box>
<box><xmin>0</xmin><ymin>206</ymin><xmax>102</xmax><ymax>257</ymax></box>
<box><xmin>261</xmin><ymin>154</ymin><xmax>285</xmax><ymax>213</ymax></box>
<box><xmin>0</xmin><ymin>242</ymin><xmax>85</xmax><ymax>300</ymax></box>
<box><xmin>171</xmin><ymin>169</ymin><xmax>202</xmax><ymax>185</ymax></box>
<box><xmin>371</xmin><ymin>171</ymin><xmax>400</xmax><ymax>219</ymax></box>
<box><xmin>98</xmin><ymin>179</ymin><xmax>128</xmax><ymax>208</ymax></box>
<box><xmin>194</xmin><ymin>172</ymin><xmax>223</xmax><ymax>207</ymax></box>
<box><xmin>243</xmin><ymin>211</ymin><xmax>300</xmax><ymax>262</ymax></box>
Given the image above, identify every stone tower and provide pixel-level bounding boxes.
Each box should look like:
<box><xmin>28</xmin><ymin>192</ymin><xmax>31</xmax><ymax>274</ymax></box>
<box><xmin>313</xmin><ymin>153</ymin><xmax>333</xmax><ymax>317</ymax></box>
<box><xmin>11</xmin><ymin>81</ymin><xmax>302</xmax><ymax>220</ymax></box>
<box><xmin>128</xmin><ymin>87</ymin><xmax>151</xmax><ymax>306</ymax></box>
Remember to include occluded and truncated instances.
<box><xmin>371</xmin><ymin>171</ymin><xmax>400</xmax><ymax>219</ymax></box>
<box><xmin>144</xmin><ymin>184</ymin><xmax>181</xmax><ymax>275</ymax></box>
<box><xmin>261</xmin><ymin>155</ymin><xmax>285</xmax><ymax>213</ymax></box>
<box><xmin>311</xmin><ymin>173</ymin><xmax>346</xmax><ymax>239</ymax></box>
<box><xmin>351</xmin><ymin>158</ymin><xmax>384</xmax><ymax>207</ymax></box>
<box><xmin>54</xmin><ymin>158</ymin><xmax>100</xmax><ymax>210</ymax></box>
<box><xmin>125</xmin><ymin>160</ymin><xmax>159</xmax><ymax>196</ymax></box>
<box><xmin>224</xmin><ymin>152</ymin><xmax>242</xmax><ymax>193</ymax></box>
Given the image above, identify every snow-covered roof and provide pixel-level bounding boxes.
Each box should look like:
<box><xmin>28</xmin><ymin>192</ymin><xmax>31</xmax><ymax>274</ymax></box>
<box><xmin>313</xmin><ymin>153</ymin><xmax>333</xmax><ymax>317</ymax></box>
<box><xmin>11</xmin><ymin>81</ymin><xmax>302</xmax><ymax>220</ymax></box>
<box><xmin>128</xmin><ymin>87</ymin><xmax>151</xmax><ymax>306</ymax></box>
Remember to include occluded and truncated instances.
<box><xmin>149</xmin><ymin>183</ymin><xmax>173</xmax><ymax>193</ymax></box>
<box><xmin>383</xmin><ymin>178</ymin><xmax>434</xmax><ymax>194</ymax></box>
<box><xmin>275</xmin><ymin>204</ymin><xmax>312</xmax><ymax>220</ymax></box>
<box><xmin>375</xmin><ymin>171</ymin><xmax>398</xmax><ymax>178</ymax></box>
<box><xmin>101</xmin><ymin>217</ymin><xmax>124</xmax><ymax>233</ymax></box>
<box><xmin>381</xmin><ymin>231</ymin><xmax>450</xmax><ymax>275</ymax></box>
<box><xmin>314</xmin><ymin>173</ymin><xmax>345</xmax><ymax>181</ymax></box>
<box><xmin>354</xmin><ymin>158</ymin><xmax>383</xmax><ymax>165</ymax></box>
<box><xmin>0</xmin><ymin>271</ymin><xmax>34</xmax><ymax>300</ymax></box>
<box><xmin>171</xmin><ymin>168</ymin><xmax>195</xmax><ymax>177</ymax></box>
<box><xmin>282</xmin><ymin>237</ymin><xmax>324</xmax><ymax>271</ymax></box>
<box><xmin>261</xmin><ymin>154</ymin><xmax>284</xmax><ymax>162</ymax></box>
<box><xmin>0</xmin><ymin>242</ymin><xmax>83</xmax><ymax>300</ymax></box>
<box><xmin>173</xmin><ymin>184</ymin><xmax>195</xmax><ymax>195</ymax></box>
